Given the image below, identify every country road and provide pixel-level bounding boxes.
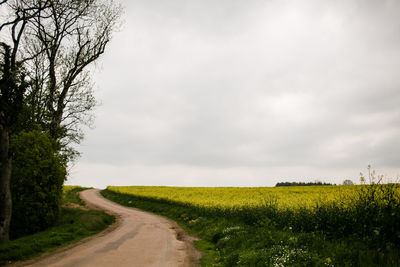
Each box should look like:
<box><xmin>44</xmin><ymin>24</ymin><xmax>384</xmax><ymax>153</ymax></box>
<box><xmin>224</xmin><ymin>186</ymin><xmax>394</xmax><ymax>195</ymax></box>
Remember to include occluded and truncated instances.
<box><xmin>21</xmin><ymin>189</ymin><xmax>200</xmax><ymax>267</ymax></box>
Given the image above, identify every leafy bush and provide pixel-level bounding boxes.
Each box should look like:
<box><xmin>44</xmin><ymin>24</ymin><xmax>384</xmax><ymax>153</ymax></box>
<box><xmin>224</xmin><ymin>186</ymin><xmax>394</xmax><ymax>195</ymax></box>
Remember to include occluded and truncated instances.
<box><xmin>10</xmin><ymin>130</ymin><xmax>66</xmax><ymax>239</ymax></box>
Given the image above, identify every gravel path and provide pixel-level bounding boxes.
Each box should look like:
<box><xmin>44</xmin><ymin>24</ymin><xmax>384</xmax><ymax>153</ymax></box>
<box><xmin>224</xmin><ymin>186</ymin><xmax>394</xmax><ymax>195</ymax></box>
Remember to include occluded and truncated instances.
<box><xmin>22</xmin><ymin>189</ymin><xmax>200</xmax><ymax>267</ymax></box>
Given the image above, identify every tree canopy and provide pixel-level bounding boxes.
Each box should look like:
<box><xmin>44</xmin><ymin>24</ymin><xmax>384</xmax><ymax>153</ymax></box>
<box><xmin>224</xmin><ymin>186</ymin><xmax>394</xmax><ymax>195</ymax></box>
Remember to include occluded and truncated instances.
<box><xmin>275</xmin><ymin>181</ymin><xmax>335</xmax><ymax>187</ymax></box>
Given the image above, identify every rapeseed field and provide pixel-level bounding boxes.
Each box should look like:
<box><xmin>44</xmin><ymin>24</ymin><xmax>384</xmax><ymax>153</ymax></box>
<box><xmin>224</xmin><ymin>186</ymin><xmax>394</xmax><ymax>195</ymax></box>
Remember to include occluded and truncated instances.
<box><xmin>107</xmin><ymin>185</ymin><xmax>360</xmax><ymax>210</ymax></box>
<box><xmin>104</xmin><ymin>183</ymin><xmax>400</xmax><ymax>266</ymax></box>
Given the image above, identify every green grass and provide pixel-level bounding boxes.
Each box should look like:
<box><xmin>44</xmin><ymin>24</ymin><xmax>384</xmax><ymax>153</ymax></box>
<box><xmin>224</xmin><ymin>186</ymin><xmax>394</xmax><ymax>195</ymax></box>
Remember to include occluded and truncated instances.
<box><xmin>62</xmin><ymin>186</ymin><xmax>91</xmax><ymax>205</ymax></box>
<box><xmin>101</xmin><ymin>189</ymin><xmax>400</xmax><ymax>267</ymax></box>
<box><xmin>0</xmin><ymin>186</ymin><xmax>114</xmax><ymax>266</ymax></box>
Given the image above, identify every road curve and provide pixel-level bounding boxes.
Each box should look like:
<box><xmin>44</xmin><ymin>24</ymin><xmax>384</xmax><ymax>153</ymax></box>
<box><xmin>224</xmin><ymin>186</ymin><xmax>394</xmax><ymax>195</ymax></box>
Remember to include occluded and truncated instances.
<box><xmin>23</xmin><ymin>189</ymin><xmax>200</xmax><ymax>267</ymax></box>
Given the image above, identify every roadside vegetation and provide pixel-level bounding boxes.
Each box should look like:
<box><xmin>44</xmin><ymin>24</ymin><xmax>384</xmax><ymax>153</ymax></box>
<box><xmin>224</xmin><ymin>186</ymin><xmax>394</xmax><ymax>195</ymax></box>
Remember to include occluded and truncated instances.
<box><xmin>0</xmin><ymin>186</ymin><xmax>115</xmax><ymax>266</ymax></box>
<box><xmin>102</xmin><ymin>170</ymin><xmax>399</xmax><ymax>266</ymax></box>
<box><xmin>0</xmin><ymin>0</ymin><xmax>122</xmax><ymax>244</ymax></box>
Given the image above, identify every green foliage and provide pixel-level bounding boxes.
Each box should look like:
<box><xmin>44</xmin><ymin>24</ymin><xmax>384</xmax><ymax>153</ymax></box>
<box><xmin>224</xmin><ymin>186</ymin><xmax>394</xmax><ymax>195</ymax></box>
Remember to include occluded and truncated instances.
<box><xmin>0</xmin><ymin>187</ymin><xmax>115</xmax><ymax>266</ymax></box>
<box><xmin>0</xmin><ymin>43</ymin><xmax>29</xmax><ymax>130</ymax></box>
<box><xmin>62</xmin><ymin>186</ymin><xmax>91</xmax><ymax>205</ymax></box>
<box><xmin>10</xmin><ymin>130</ymin><xmax>67</xmax><ymax>239</ymax></box>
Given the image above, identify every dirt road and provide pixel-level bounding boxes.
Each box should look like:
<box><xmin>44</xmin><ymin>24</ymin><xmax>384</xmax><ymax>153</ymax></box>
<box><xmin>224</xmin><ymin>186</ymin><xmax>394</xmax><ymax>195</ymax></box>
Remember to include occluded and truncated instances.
<box><xmin>22</xmin><ymin>189</ymin><xmax>200</xmax><ymax>267</ymax></box>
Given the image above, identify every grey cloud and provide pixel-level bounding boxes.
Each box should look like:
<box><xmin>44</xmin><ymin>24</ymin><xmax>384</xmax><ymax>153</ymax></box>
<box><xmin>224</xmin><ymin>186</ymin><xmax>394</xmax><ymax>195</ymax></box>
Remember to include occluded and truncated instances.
<box><xmin>70</xmin><ymin>0</ymin><xmax>400</xmax><ymax>187</ymax></box>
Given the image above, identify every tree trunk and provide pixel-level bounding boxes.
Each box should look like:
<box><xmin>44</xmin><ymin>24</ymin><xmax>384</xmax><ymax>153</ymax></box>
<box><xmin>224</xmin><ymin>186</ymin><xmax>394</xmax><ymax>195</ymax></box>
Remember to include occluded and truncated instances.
<box><xmin>0</xmin><ymin>125</ymin><xmax>12</xmax><ymax>243</ymax></box>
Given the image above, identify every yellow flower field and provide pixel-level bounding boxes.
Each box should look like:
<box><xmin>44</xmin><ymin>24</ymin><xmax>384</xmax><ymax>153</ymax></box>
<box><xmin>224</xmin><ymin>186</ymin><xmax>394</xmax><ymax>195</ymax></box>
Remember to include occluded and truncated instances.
<box><xmin>63</xmin><ymin>185</ymin><xmax>83</xmax><ymax>194</ymax></box>
<box><xmin>107</xmin><ymin>185</ymin><xmax>360</xmax><ymax>210</ymax></box>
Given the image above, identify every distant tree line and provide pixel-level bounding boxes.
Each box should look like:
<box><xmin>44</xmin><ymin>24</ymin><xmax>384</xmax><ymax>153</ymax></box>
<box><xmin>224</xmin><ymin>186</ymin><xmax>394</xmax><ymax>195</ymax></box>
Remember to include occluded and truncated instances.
<box><xmin>275</xmin><ymin>181</ymin><xmax>335</xmax><ymax>187</ymax></box>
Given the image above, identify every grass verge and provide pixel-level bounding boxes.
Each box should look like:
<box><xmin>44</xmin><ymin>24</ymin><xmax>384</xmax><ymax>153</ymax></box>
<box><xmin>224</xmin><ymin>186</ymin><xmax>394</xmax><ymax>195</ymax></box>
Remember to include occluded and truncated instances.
<box><xmin>0</xmin><ymin>187</ymin><xmax>115</xmax><ymax>266</ymax></box>
<box><xmin>101</xmin><ymin>189</ymin><xmax>399</xmax><ymax>267</ymax></box>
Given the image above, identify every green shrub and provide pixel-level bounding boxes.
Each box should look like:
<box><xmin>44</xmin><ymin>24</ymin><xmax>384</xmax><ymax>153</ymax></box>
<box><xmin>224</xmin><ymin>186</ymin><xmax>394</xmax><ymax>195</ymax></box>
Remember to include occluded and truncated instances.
<box><xmin>10</xmin><ymin>130</ymin><xmax>66</xmax><ymax>239</ymax></box>
<box><xmin>0</xmin><ymin>187</ymin><xmax>115</xmax><ymax>266</ymax></box>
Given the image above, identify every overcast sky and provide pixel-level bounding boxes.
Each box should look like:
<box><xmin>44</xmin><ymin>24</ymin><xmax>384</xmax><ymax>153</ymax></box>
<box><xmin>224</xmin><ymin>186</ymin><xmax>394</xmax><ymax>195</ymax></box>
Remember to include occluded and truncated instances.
<box><xmin>67</xmin><ymin>0</ymin><xmax>400</xmax><ymax>188</ymax></box>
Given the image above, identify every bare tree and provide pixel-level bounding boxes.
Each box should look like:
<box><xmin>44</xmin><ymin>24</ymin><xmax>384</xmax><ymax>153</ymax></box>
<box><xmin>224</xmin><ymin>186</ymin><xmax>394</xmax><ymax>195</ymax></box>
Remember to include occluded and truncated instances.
<box><xmin>0</xmin><ymin>0</ymin><xmax>122</xmax><ymax>243</ymax></box>
<box><xmin>27</xmin><ymin>0</ymin><xmax>122</xmax><ymax>146</ymax></box>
